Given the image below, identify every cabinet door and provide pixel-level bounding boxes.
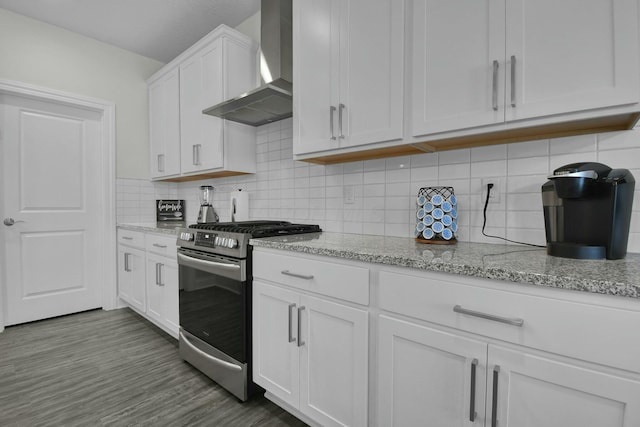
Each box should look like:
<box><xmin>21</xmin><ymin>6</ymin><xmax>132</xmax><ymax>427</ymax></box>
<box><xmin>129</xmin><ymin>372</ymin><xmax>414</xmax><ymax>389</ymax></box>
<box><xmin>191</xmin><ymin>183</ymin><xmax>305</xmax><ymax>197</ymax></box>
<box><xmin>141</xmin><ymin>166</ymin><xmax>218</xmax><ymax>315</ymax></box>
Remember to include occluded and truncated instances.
<box><xmin>146</xmin><ymin>254</ymin><xmax>179</xmax><ymax>338</ymax></box>
<box><xmin>253</xmin><ymin>281</ymin><xmax>300</xmax><ymax>409</ymax></box>
<box><xmin>505</xmin><ymin>0</ymin><xmax>639</xmax><ymax>121</ymax></box>
<box><xmin>488</xmin><ymin>345</ymin><xmax>640</xmax><ymax>427</ymax></box>
<box><xmin>180</xmin><ymin>41</ymin><xmax>224</xmax><ymax>174</ymax></box>
<box><xmin>162</xmin><ymin>259</ymin><xmax>179</xmax><ymax>337</ymax></box>
<box><xmin>149</xmin><ymin>69</ymin><xmax>180</xmax><ymax>178</ymax></box>
<box><xmin>299</xmin><ymin>296</ymin><xmax>368</xmax><ymax>427</ymax></box>
<box><xmin>117</xmin><ymin>246</ymin><xmax>146</xmax><ymax>312</ymax></box>
<box><xmin>293</xmin><ymin>0</ymin><xmax>340</xmax><ymax>154</ymax></box>
<box><xmin>412</xmin><ymin>0</ymin><xmax>505</xmax><ymax>136</ymax></box>
<box><xmin>339</xmin><ymin>0</ymin><xmax>404</xmax><ymax>148</ymax></box>
<box><xmin>378</xmin><ymin>315</ymin><xmax>488</xmax><ymax>427</ymax></box>
<box><xmin>146</xmin><ymin>256</ymin><xmax>164</xmax><ymax>325</ymax></box>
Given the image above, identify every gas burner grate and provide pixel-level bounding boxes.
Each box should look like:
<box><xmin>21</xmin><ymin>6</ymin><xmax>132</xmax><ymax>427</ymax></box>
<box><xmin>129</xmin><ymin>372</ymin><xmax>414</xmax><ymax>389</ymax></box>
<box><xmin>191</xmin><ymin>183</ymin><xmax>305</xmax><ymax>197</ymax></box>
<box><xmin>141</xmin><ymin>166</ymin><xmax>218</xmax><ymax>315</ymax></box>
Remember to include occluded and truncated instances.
<box><xmin>188</xmin><ymin>220</ymin><xmax>321</xmax><ymax>237</ymax></box>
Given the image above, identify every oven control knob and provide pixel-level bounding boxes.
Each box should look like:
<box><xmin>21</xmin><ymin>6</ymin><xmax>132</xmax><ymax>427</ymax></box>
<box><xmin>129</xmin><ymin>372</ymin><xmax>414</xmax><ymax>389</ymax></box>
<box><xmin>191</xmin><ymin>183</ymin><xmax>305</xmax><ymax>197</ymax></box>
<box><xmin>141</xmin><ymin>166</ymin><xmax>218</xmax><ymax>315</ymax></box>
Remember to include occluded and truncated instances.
<box><xmin>227</xmin><ymin>238</ymin><xmax>238</xmax><ymax>249</ymax></box>
<box><xmin>180</xmin><ymin>232</ymin><xmax>194</xmax><ymax>241</ymax></box>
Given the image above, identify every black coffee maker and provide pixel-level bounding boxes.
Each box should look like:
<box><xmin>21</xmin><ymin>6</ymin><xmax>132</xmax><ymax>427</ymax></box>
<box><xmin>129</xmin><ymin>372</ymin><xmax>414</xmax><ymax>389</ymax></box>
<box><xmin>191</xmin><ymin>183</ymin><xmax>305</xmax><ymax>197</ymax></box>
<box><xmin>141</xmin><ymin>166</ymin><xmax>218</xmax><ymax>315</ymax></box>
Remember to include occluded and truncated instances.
<box><xmin>541</xmin><ymin>162</ymin><xmax>635</xmax><ymax>260</ymax></box>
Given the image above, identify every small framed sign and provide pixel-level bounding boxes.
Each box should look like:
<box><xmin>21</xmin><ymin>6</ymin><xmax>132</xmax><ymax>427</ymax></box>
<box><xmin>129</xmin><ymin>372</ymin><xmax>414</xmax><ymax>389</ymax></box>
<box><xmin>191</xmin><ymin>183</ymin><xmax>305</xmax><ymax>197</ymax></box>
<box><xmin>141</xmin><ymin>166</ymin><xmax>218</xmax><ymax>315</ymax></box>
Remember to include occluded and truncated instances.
<box><xmin>156</xmin><ymin>199</ymin><xmax>185</xmax><ymax>222</ymax></box>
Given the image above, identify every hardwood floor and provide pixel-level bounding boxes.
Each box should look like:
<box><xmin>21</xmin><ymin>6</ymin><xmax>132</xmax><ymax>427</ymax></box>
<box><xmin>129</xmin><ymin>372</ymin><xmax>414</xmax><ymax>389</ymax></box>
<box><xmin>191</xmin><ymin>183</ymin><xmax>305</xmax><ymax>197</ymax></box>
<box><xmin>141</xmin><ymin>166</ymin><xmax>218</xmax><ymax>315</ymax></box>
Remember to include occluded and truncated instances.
<box><xmin>0</xmin><ymin>308</ymin><xmax>308</xmax><ymax>427</ymax></box>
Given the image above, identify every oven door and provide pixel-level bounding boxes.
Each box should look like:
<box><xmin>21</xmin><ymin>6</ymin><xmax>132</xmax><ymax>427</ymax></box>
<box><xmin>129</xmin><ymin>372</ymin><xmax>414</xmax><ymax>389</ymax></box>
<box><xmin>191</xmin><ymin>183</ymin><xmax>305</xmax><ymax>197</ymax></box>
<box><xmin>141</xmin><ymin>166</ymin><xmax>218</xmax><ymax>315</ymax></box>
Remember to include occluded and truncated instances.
<box><xmin>177</xmin><ymin>248</ymin><xmax>247</xmax><ymax>363</ymax></box>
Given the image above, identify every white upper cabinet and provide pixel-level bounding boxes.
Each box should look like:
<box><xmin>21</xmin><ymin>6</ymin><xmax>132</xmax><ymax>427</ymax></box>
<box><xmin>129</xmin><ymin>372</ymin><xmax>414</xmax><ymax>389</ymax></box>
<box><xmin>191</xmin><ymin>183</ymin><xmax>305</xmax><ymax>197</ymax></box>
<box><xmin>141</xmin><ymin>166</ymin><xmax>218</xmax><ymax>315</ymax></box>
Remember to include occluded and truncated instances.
<box><xmin>149</xmin><ymin>68</ymin><xmax>181</xmax><ymax>179</ymax></box>
<box><xmin>293</xmin><ymin>0</ymin><xmax>404</xmax><ymax>156</ymax></box>
<box><xmin>505</xmin><ymin>0</ymin><xmax>640</xmax><ymax>122</ymax></box>
<box><xmin>148</xmin><ymin>25</ymin><xmax>257</xmax><ymax>180</ymax></box>
<box><xmin>411</xmin><ymin>0</ymin><xmax>504</xmax><ymax>136</ymax></box>
<box><xmin>412</xmin><ymin>0</ymin><xmax>640</xmax><ymax>137</ymax></box>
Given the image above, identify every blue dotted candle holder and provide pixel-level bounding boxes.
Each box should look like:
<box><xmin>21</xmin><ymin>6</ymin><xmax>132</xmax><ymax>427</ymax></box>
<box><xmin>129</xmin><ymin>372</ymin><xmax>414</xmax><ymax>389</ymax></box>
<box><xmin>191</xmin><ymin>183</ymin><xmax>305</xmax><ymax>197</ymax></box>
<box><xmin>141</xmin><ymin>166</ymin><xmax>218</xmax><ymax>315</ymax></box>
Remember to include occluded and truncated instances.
<box><xmin>415</xmin><ymin>186</ymin><xmax>457</xmax><ymax>244</ymax></box>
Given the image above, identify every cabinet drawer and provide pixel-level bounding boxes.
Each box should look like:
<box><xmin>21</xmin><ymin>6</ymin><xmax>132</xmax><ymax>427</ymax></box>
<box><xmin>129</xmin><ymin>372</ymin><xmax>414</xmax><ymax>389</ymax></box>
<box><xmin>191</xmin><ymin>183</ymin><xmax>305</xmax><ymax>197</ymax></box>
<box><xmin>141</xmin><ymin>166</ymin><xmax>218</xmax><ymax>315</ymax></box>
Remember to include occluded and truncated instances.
<box><xmin>145</xmin><ymin>233</ymin><xmax>178</xmax><ymax>258</ymax></box>
<box><xmin>117</xmin><ymin>229</ymin><xmax>145</xmax><ymax>248</ymax></box>
<box><xmin>253</xmin><ymin>250</ymin><xmax>369</xmax><ymax>305</ymax></box>
<box><xmin>379</xmin><ymin>269</ymin><xmax>640</xmax><ymax>374</ymax></box>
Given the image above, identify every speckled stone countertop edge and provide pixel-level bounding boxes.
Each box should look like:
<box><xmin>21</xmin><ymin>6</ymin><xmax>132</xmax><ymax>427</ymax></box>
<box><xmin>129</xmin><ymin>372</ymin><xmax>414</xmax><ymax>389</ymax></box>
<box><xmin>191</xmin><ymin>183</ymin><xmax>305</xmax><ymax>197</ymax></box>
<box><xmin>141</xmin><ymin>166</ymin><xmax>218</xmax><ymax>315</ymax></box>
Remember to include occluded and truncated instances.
<box><xmin>117</xmin><ymin>223</ymin><xmax>182</xmax><ymax>236</ymax></box>
<box><xmin>249</xmin><ymin>238</ymin><xmax>640</xmax><ymax>299</ymax></box>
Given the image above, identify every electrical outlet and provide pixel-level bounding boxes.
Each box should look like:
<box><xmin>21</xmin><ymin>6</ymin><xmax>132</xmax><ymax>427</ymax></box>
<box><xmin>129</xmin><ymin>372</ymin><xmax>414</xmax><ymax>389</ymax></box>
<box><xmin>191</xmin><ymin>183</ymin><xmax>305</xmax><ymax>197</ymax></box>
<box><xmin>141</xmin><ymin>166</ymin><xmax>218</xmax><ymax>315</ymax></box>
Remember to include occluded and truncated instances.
<box><xmin>481</xmin><ymin>178</ymin><xmax>502</xmax><ymax>203</ymax></box>
<box><xmin>344</xmin><ymin>185</ymin><xmax>356</xmax><ymax>204</ymax></box>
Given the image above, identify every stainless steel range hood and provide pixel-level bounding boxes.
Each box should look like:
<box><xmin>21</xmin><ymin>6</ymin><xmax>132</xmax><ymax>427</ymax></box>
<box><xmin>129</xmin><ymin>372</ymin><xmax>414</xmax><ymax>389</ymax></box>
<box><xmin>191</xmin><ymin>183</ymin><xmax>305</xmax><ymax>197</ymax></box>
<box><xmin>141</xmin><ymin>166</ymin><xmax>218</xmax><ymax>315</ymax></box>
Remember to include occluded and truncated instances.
<box><xmin>203</xmin><ymin>0</ymin><xmax>292</xmax><ymax>127</ymax></box>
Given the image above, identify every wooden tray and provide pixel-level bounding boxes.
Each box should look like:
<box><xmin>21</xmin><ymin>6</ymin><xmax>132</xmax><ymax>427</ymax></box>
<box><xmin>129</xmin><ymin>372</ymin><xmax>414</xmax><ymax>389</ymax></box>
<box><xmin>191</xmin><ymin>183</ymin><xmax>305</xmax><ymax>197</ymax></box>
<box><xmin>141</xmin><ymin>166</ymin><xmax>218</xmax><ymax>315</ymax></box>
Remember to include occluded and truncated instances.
<box><xmin>415</xmin><ymin>238</ymin><xmax>457</xmax><ymax>245</ymax></box>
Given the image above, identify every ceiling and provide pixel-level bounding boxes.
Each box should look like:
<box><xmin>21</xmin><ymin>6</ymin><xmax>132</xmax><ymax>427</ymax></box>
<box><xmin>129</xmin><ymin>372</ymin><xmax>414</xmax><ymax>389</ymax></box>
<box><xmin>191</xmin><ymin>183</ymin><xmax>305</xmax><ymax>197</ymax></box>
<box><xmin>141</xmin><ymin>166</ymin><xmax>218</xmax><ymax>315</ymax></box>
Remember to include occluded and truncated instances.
<box><xmin>0</xmin><ymin>0</ymin><xmax>261</xmax><ymax>63</ymax></box>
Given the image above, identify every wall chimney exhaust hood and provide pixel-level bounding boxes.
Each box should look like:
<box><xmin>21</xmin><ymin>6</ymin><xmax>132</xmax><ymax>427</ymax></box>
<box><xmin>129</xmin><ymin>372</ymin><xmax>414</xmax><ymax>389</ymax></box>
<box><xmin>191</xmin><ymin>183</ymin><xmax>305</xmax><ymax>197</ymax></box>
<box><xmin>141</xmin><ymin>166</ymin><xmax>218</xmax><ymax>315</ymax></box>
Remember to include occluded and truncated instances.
<box><xmin>203</xmin><ymin>0</ymin><xmax>292</xmax><ymax>127</ymax></box>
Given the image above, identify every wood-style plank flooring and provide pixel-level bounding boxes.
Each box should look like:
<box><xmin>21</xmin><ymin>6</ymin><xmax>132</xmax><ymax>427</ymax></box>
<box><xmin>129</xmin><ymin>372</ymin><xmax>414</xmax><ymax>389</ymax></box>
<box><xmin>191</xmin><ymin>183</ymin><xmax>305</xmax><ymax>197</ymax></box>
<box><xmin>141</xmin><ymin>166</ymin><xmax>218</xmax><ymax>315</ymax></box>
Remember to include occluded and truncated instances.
<box><xmin>0</xmin><ymin>308</ymin><xmax>308</xmax><ymax>427</ymax></box>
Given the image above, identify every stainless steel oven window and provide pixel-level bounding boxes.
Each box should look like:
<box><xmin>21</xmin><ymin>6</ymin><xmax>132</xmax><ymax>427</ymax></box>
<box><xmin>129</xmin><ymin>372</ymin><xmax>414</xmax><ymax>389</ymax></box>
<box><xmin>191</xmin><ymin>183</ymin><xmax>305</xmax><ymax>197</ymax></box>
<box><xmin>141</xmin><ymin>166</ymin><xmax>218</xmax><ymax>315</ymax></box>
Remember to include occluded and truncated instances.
<box><xmin>177</xmin><ymin>249</ymin><xmax>248</xmax><ymax>363</ymax></box>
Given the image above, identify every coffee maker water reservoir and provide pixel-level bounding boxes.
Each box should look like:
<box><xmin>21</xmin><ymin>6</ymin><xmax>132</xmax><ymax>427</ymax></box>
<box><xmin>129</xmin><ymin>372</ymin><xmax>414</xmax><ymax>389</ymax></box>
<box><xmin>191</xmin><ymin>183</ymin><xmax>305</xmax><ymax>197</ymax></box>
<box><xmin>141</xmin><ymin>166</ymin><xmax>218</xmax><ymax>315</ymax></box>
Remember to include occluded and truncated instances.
<box><xmin>542</xmin><ymin>162</ymin><xmax>634</xmax><ymax>260</ymax></box>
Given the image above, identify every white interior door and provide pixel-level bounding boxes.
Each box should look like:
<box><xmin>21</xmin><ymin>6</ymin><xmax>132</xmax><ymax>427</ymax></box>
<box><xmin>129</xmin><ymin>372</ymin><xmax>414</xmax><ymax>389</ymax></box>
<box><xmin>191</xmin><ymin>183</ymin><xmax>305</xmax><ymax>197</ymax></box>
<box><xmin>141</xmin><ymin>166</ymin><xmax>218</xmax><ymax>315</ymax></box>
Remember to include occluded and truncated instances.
<box><xmin>1</xmin><ymin>93</ymin><xmax>103</xmax><ymax>326</ymax></box>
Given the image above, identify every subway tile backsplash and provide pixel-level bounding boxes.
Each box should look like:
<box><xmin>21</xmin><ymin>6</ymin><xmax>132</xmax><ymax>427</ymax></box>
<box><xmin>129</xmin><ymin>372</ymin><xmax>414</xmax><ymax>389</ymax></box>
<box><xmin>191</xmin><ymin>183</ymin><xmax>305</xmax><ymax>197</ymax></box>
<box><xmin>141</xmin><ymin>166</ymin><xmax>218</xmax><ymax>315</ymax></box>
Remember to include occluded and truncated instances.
<box><xmin>117</xmin><ymin>118</ymin><xmax>640</xmax><ymax>253</ymax></box>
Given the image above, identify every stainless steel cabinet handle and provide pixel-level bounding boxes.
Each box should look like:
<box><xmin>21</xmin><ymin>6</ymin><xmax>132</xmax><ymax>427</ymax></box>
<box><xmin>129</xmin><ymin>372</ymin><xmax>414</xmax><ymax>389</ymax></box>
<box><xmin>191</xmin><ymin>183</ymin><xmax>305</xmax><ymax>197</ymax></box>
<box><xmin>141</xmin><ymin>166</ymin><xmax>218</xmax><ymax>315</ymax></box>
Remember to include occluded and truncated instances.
<box><xmin>469</xmin><ymin>358</ymin><xmax>478</xmax><ymax>422</ymax></box>
<box><xmin>330</xmin><ymin>106</ymin><xmax>337</xmax><ymax>140</ymax></box>
<box><xmin>288</xmin><ymin>303</ymin><xmax>297</xmax><ymax>343</ymax></box>
<box><xmin>157</xmin><ymin>154</ymin><xmax>165</xmax><ymax>172</ymax></box>
<box><xmin>192</xmin><ymin>144</ymin><xmax>202</xmax><ymax>166</ymax></box>
<box><xmin>155</xmin><ymin>262</ymin><xmax>164</xmax><ymax>286</ymax></box>
<box><xmin>492</xmin><ymin>60</ymin><xmax>499</xmax><ymax>111</ymax></box>
<box><xmin>338</xmin><ymin>103</ymin><xmax>345</xmax><ymax>139</ymax></box>
<box><xmin>510</xmin><ymin>55</ymin><xmax>516</xmax><ymax>107</ymax></box>
<box><xmin>3</xmin><ymin>218</ymin><xmax>25</xmax><ymax>226</ymax></box>
<box><xmin>297</xmin><ymin>306</ymin><xmax>305</xmax><ymax>347</ymax></box>
<box><xmin>453</xmin><ymin>305</ymin><xmax>524</xmax><ymax>327</ymax></box>
<box><xmin>122</xmin><ymin>236</ymin><xmax>133</xmax><ymax>240</ymax></box>
<box><xmin>491</xmin><ymin>366</ymin><xmax>500</xmax><ymax>427</ymax></box>
<box><xmin>152</xmin><ymin>243</ymin><xmax>167</xmax><ymax>248</ymax></box>
<box><xmin>281</xmin><ymin>270</ymin><xmax>314</xmax><ymax>280</ymax></box>
<box><xmin>124</xmin><ymin>253</ymin><xmax>131</xmax><ymax>272</ymax></box>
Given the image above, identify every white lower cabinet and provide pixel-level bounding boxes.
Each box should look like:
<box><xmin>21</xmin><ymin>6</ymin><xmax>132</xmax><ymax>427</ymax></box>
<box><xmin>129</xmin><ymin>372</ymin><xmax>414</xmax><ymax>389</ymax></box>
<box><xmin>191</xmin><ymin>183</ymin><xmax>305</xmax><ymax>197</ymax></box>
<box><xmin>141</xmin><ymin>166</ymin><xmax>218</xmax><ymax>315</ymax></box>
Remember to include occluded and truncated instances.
<box><xmin>117</xmin><ymin>228</ymin><xmax>179</xmax><ymax>338</ymax></box>
<box><xmin>253</xmin><ymin>281</ymin><xmax>368</xmax><ymax>427</ymax></box>
<box><xmin>489</xmin><ymin>344</ymin><xmax>640</xmax><ymax>427</ymax></box>
<box><xmin>378</xmin><ymin>315</ymin><xmax>640</xmax><ymax>426</ymax></box>
<box><xmin>378</xmin><ymin>315</ymin><xmax>488</xmax><ymax>426</ymax></box>
<box><xmin>117</xmin><ymin>245</ymin><xmax>146</xmax><ymax>313</ymax></box>
<box><xmin>253</xmin><ymin>248</ymin><xmax>640</xmax><ymax>427</ymax></box>
<box><xmin>145</xmin><ymin>252</ymin><xmax>179</xmax><ymax>336</ymax></box>
<box><xmin>377</xmin><ymin>268</ymin><xmax>640</xmax><ymax>427</ymax></box>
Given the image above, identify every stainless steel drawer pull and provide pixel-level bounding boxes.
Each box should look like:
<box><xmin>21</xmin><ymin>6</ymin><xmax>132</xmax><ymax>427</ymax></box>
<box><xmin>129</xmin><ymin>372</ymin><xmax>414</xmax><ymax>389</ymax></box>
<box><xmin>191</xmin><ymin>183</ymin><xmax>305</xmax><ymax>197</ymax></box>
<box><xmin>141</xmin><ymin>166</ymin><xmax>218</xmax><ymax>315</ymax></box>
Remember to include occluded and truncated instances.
<box><xmin>152</xmin><ymin>243</ymin><xmax>168</xmax><ymax>248</ymax></box>
<box><xmin>492</xmin><ymin>60</ymin><xmax>499</xmax><ymax>111</ymax></box>
<box><xmin>338</xmin><ymin>103</ymin><xmax>345</xmax><ymax>139</ymax></box>
<box><xmin>510</xmin><ymin>55</ymin><xmax>516</xmax><ymax>107</ymax></box>
<box><xmin>288</xmin><ymin>303</ymin><xmax>297</xmax><ymax>343</ymax></box>
<box><xmin>469</xmin><ymin>358</ymin><xmax>478</xmax><ymax>422</ymax></box>
<box><xmin>491</xmin><ymin>366</ymin><xmax>500</xmax><ymax>427</ymax></box>
<box><xmin>330</xmin><ymin>106</ymin><xmax>337</xmax><ymax>140</ymax></box>
<box><xmin>297</xmin><ymin>306</ymin><xmax>305</xmax><ymax>347</ymax></box>
<box><xmin>122</xmin><ymin>236</ymin><xmax>134</xmax><ymax>240</ymax></box>
<box><xmin>453</xmin><ymin>305</ymin><xmax>524</xmax><ymax>327</ymax></box>
<box><xmin>281</xmin><ymin>270</ymin><xmax>314</xmax><ymax>280</ymax></box>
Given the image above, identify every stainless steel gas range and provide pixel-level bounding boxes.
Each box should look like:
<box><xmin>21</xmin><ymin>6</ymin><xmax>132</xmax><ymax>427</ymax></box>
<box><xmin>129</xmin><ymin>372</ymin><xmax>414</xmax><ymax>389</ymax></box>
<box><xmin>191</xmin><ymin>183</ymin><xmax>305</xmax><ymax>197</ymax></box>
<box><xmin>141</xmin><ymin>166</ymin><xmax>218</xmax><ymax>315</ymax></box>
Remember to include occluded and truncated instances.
<box><xmin>176</xmin><ymin>221</ymin><xmax>321</xmax><ymax>401</ymax></box>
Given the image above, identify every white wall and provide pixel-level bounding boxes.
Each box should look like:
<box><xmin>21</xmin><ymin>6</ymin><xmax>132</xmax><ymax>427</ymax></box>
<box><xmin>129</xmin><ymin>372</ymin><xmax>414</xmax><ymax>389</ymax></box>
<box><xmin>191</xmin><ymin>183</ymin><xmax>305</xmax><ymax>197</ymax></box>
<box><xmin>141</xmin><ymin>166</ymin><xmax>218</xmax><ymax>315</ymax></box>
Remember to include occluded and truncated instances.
<box><xmin>0</xmin><ymin>8</ymin><xmax>164</xmax><ymax>179</ymax></box>
<box><xmin>235</xmin><ymin>11</ymin><xmax>261</xmax><ymax>43</ymax></box>
<box><xmin>117</xmin><ymin>118</ymin><xmax>640</xmax><ymax>253</ymax></box>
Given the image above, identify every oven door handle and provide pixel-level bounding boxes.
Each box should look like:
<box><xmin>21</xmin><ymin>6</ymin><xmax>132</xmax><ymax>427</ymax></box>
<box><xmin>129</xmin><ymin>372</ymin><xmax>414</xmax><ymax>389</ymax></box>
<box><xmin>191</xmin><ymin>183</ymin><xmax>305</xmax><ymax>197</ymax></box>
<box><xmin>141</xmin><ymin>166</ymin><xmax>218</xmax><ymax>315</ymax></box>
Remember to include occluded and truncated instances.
<box><xmin>179</xmin><ymin>331</ymin><xmax>242</xmax><ymax>372</ymax></box>
<box><xmin>177</xmin><ymin>251</ymin><xmax>242</xmax><ymax>278</ymax></box>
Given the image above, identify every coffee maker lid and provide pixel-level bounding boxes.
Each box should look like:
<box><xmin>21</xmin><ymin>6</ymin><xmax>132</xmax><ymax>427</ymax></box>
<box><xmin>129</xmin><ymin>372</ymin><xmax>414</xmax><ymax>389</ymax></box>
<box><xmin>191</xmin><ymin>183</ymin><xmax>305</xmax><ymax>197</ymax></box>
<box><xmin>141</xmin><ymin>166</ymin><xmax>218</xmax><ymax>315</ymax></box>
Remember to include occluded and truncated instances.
<box><xmin>549</xmin><ymin>162</ymin><xmax>611</xmax><ymax>180</ymax></box>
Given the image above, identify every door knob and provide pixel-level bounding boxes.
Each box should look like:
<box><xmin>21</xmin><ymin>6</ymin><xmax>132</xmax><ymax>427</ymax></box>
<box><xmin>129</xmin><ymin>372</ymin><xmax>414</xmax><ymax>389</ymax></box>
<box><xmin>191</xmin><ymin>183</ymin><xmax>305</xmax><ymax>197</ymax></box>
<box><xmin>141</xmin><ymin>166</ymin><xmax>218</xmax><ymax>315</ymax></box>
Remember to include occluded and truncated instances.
<box><xmin>3</xmin><ymin>218</ymin><xmax>25</xmax><ymax>226</ymax></box>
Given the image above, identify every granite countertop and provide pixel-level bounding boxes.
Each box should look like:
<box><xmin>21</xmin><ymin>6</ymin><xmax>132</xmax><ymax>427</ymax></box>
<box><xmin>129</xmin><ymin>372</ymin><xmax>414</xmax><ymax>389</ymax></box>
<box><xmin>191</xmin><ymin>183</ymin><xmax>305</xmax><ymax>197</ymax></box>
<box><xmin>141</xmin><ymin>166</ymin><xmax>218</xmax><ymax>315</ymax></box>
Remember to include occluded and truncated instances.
<box><xmin>250</xmin><ymin>232</ymin><xmax>640</xmax><ymax>299</ymax></box>
<box><xmin>118</xmin><ymin>222</ymin><xmax>183</xmax><ymax>236</ymax></box>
